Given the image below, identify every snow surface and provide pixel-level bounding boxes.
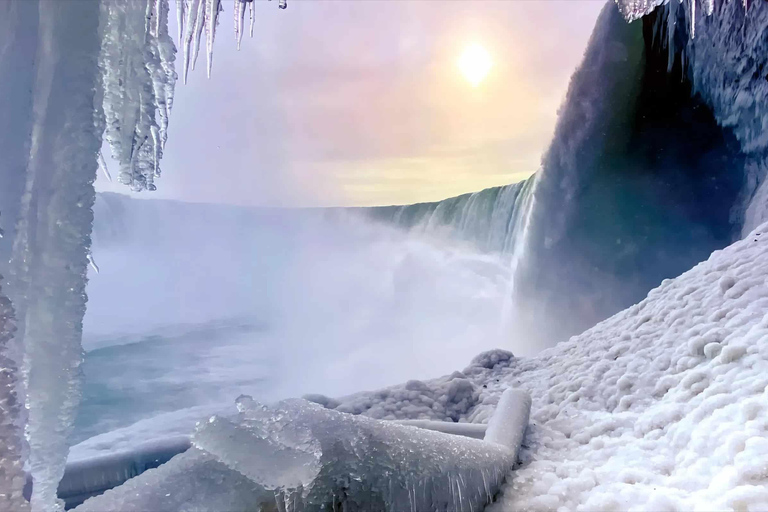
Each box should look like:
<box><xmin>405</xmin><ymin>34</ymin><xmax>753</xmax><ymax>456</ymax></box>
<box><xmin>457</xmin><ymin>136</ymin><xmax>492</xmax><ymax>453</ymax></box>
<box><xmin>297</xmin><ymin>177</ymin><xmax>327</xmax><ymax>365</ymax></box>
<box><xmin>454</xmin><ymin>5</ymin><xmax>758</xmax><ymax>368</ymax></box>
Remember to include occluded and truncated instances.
<box><xmin>317</xmin><ymin>221</ymin><xmax>768</xmax><ymax>511</ymax></box>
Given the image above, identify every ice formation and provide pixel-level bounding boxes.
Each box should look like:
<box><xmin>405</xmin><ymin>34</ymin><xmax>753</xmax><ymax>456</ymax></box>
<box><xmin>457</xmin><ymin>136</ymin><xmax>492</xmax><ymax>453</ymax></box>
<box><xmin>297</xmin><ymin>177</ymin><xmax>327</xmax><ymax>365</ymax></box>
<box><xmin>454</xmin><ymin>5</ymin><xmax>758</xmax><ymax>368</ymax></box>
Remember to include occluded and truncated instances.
<box><xmin>99</xmin><ymin>0</ymin><xmax>176</xmax><ymax>192</ymax></box>
<box><xmin>614</xmin><ymin>0</ymin><xmax>768</xmax><ymax>237</ymax></box>
<box><xmin>2</xmin><ymin>1</ymin><xmax>104</xmax><ymax>509</ymax></box>
<box><xmin>0</xmin><ymin>282</ymin><xmax>28</xmax><ymax>512</ymax></box>
<box><xmin>100</xmin><ymin>0</ymin><xmax>288</xmax><ymax>192</ymax></box>
<box><xmin>74</xmin><ymin>397</ymin><xmax>522</xmax><ymax>511</ymax></box>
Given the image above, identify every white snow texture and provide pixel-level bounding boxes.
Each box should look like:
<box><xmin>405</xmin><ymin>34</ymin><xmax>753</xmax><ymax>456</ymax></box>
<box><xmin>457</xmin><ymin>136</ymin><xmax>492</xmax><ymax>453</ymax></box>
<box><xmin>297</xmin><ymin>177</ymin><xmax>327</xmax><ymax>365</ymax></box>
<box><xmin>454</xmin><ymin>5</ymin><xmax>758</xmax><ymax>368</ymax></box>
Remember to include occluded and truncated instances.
<box><xmin>320</xmin><ymin>221</ymin><xmax>768</xmax><ymax>511</ymax></box>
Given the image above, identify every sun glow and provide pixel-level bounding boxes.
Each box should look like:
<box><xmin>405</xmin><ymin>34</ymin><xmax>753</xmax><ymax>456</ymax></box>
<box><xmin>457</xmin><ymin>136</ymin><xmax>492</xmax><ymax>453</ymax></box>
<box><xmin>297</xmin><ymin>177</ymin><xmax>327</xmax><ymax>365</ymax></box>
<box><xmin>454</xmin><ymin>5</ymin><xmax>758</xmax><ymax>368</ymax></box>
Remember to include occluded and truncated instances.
<box><xmin>457</xmin><ymin>43</ymin><xmax>492</xmax><ymax>87</ymax></box>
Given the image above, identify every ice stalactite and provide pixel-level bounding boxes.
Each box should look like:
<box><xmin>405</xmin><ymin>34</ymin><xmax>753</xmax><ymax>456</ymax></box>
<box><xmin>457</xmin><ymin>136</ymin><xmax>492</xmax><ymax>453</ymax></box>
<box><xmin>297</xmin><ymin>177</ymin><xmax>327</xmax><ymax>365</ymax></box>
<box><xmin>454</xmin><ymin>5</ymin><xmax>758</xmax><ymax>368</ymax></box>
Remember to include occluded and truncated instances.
<box><xmin>97</xmin><ymin>151</ymin><xmax>112</xmax><ymax>183</ymax></box>
<box><xmin>6</xmin><ymin>0</ymin><xmax>104</xmax><ymax>509</ymax></box>
<box><xmin>99</xmin><ymin>0</ymin><xmax>177</xmax><ymax>192</ymax></box>
<box><xmin>234</xmin><ymin>0</ymin><xmax>246</xmax><ymax>50</ymax></box>
<box><xmin>205</xmin><ymin>0</ymin><xmax>222</xmax><ymax>78</ymax></box>
<box><xmin>0</xmin><ymin>282</ymin><xmax>29</xmax><ymax>512</ymax></box>
<box><xmin>249</xmin><ymin>1</ymin><xmax>255</xmax><ymax>38</ymax></box>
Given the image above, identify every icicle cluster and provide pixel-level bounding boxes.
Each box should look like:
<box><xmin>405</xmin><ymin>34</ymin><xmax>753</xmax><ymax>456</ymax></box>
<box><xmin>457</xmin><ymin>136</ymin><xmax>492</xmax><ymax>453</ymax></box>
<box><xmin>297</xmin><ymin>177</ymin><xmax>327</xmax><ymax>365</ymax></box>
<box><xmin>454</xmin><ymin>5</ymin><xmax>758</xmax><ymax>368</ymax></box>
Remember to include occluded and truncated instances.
<box><xmin>615</xmin><ymin>0</ymin><xmax>713</xmax><ymax>28</ymax></box>
<box><xmin>615</xmin><ymin>0</ymin><xmax>768</xmax><ymax>231</ymax></box>
<box><xmin>176</xmin><ymin>0</ymin><xmax>286</xmax><ymax>81</ymax></box>
<box><xmin>0</xmin><ymin>281</ymin><xmax>29</xmax><ymax>512</ymax></box>
<box><xmin>99</xmin><ymin>0</ymin><xmax>177</xmax><ymax>192</ymax></box>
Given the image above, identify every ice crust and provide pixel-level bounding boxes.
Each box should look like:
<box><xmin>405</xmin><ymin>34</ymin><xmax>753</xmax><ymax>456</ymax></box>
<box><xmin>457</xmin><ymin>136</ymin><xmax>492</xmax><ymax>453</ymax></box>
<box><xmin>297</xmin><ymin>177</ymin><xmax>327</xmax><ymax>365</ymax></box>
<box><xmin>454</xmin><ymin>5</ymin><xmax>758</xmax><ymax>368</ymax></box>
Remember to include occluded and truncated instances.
<box><xmin>74</xmin><ymin>397</ymin><xmax>522</xmax><ymax>511</ymax></box>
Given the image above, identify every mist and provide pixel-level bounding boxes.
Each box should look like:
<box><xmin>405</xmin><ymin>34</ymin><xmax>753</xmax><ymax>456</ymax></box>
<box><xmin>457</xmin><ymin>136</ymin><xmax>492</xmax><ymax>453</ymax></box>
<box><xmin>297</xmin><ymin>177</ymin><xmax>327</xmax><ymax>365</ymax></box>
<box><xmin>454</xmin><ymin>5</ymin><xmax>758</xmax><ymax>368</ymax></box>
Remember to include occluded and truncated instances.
<box><xmin>75</xmin><ymin>192</ymin><xmax>536</xmax><ymax>450</ymax></box>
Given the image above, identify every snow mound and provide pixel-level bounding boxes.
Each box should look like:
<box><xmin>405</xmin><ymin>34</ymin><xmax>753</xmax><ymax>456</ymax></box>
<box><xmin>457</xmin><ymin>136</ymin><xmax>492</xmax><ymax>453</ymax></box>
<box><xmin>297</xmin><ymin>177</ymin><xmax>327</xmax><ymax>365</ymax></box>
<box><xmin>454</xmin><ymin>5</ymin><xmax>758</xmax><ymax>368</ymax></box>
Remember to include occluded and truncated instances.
<box><xmin>479</xmin><ymin>221</ymin><xmax>768</xmax><ymax>511</ymax></box>
<box><xmin>331</xmin><ymin>370</ymin><xmax>485</xmax><ymax>422</ymax></box>
<box><xmin>325</xmin><ymin>222</ymin><xmax>768</xmax><ymax>511</ymax></box>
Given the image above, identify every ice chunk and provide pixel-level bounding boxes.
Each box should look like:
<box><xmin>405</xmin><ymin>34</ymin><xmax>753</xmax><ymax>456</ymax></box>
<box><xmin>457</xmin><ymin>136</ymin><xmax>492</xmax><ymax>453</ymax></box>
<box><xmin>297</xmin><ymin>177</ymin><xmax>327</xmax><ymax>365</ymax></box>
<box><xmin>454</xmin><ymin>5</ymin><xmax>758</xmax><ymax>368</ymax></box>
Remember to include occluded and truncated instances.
<box><xmin>77</xmin><ymin>396</ymin><xmax>521</xmax><ymax>511</ymax></box>
<box><xmin>211</xmin><ymin>397</ymin><xmax>518</xmax><ymax>511</ymax></box>
<box><xmin>192</xmin><ymin>413</ymin><xmax>322</xmax><ymax>490</ymax></box>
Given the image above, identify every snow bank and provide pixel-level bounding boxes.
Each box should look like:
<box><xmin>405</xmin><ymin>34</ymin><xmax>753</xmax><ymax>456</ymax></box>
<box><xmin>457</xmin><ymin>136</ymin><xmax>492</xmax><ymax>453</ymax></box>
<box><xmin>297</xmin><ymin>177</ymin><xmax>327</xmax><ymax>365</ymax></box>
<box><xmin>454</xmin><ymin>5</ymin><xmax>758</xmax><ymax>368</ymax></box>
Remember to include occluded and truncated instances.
<box><xmin>315</xmin><ymin>221</ymin><xmax>768</xmax><ymax>511</ymax></box>
<box><xmin>483</xmin><ymin>222</ymin><xmax>768</xmax><ymax>511</ymax></box>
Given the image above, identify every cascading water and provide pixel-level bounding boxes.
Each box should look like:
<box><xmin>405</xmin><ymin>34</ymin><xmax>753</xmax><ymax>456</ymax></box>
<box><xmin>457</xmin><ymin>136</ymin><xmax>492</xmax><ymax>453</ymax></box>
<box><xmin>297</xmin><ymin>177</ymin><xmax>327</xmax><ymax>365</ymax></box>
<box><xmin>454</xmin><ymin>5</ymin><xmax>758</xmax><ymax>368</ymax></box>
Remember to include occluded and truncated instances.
<box><xmin>364</xmin><ymin>178</ymin><xmax>538</xmax><ymax>259</ymax></box>
<box><xmin>368</xmin><ymin>1</ymin><xmax>763</xmax><ymax>348</ymax></box>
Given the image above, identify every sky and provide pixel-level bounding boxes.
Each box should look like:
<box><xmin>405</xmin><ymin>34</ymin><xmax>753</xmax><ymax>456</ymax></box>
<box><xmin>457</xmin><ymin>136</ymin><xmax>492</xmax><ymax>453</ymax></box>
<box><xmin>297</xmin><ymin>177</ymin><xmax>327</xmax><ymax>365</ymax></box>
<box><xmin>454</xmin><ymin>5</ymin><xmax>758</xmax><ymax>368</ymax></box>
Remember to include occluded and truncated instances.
<box><xmin>97</xmin><ymin>0</ymin><xmax>605</xmax><ymax>207</ymax></box>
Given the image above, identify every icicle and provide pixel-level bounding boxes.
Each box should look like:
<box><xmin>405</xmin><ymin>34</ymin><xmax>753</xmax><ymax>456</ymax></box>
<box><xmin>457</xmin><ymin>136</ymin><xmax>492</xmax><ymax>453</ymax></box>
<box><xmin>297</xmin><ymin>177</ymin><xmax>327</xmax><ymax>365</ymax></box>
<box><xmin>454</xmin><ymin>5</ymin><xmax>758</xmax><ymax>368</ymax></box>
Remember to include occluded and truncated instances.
<box><xmin>97</xmin><ymin>151</ymin><xmax>112</xmax><ymax>182</ymax></box>
<box><xmin>249</xmin><ymin>0</ymin><xmax>255</xmax><ymax>38</ymax></box>
<box><xmin>191</xmin><ymin>0</ymin><xmax>206</xmax><ymax>72</ymax></box>
<box><xmin>234</xmin><ymin>0</ymin><xmax>246</xmax><ymax>50</ymax></box>
<box><xmin>181</xmin><ymin>0</ymin><xmax>200</xmax><ymax>83</ymax></box>
<box><xmin>689</xmin><ymin>0</ymin><xmax>695</xmax><ymax>39</ymax></box>
<box><xmin>278</xmin><ymin>0</ymin><xmax>287</xmax><ymax>10</ymax></box>
<box><xmin>153</xmin><ymin>0</ymin><xmax>163</xmax><ymax>37</ymax></box>
<box><xmin>205</xmin><ymin>0</ymin><xmax>221</xmax><ymax>78</ymax></box>
<box><xmin>151</xmin><ymin>125</ymin><xmax>161</xmax><ymax>178</ymax></box>
<box><xmin>176</xmin><ymin>0</ymin><xmax>185</xmax><ymax>45</ymax></box>
<box><xmin>87</xmin><ymin>253</ymin><xmax>100</xmax><ymax>274</ymax></box>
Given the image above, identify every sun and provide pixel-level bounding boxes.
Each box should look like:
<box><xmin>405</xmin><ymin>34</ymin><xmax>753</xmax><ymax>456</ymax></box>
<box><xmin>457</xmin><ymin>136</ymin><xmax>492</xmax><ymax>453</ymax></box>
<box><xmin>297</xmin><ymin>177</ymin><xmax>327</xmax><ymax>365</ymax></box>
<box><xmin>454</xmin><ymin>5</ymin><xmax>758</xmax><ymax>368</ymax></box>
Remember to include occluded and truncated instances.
<box><xmin>458</xmin><ymin>43</ymin><xmax>492</xmax><ymax>87</ymax></box>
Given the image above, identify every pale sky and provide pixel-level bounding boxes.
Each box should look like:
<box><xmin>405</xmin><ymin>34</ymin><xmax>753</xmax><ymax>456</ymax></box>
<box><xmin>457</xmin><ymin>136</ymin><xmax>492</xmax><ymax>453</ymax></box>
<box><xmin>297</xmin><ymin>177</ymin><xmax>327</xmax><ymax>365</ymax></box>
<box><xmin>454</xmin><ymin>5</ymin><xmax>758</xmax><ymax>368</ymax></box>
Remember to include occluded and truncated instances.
<box><xmin>97</xmin><ymin>0</ymin><xmax>605</xmax><ymax>207</ymax></box>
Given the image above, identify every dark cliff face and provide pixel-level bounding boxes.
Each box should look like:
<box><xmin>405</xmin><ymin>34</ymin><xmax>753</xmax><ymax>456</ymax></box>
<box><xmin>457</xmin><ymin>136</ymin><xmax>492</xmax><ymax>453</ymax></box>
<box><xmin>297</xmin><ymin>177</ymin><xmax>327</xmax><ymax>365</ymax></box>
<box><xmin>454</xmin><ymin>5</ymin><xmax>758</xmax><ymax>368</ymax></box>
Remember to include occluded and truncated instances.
<box><xmin>513</xmin><ymin>4</ymin><xmax>745</xmax><ymax>347</ymax></box>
